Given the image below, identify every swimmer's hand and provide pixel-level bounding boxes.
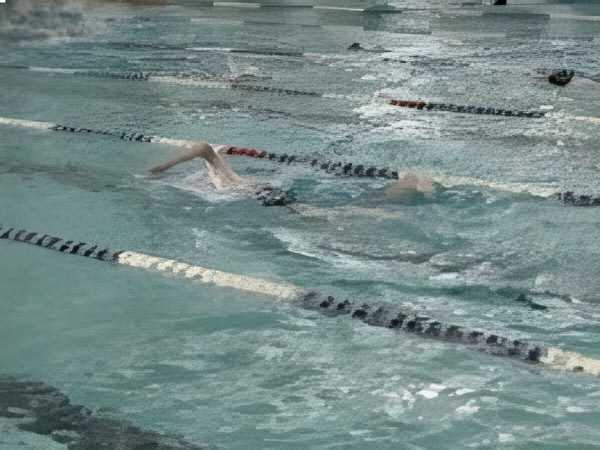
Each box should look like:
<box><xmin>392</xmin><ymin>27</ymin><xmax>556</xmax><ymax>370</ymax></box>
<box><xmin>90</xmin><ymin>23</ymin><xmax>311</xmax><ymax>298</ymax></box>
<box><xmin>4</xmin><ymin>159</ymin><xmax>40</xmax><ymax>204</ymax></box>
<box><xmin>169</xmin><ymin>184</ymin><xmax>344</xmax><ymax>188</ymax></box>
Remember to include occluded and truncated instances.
<box><xmin>149</xmin><ymin>166</ymin><xmax>166</xmax><ymax>176</ymax></box>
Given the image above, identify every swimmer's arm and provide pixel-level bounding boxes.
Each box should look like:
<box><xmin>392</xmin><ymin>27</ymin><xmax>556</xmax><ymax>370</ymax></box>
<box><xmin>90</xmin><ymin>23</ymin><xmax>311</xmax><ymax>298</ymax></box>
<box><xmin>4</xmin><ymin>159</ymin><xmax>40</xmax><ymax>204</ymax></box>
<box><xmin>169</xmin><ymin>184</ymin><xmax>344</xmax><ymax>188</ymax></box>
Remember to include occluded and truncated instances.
<box><xmin>149</xmin><ymin>142</ymin><xmax>213</xmax><ymax>174</ymax></box>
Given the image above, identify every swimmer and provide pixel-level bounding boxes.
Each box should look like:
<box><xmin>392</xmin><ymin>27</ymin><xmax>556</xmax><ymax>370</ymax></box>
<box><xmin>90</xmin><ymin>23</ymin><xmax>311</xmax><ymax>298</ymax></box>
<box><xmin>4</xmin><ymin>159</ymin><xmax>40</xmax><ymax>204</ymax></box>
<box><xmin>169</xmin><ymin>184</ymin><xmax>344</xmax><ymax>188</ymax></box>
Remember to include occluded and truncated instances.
<box><xmin>149</xmin><ymin>142</ymin><xmax>440</xmax><ymax>213</ymax></box>
<box><xmin>149</xmin><ymin>142</ymin><xmax>294</xmax><ymax>206</ymax></box>
<box><xmin>293</xmin><ymin>171</ymin><xmax>440</xmax><ymax>221</ymax></box>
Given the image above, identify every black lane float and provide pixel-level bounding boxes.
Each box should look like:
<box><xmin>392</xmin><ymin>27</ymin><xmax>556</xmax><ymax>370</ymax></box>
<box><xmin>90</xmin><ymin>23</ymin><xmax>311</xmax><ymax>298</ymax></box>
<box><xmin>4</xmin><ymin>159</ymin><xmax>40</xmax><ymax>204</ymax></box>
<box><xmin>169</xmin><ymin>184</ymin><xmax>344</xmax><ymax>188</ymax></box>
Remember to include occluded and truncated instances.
<box><xmin>0</xmin><ymin>65</ymin><xmax>322</xmax><ymax>97</ymax></box>
<box><xmin>2</xmin><ymin>225</ymin><xmax>600</xmax><ymax>377</ymax></box>
<box><xmin>388</xmin><ymin>99</ymin><xmax>546</xmax><ymax>118</ymax></box>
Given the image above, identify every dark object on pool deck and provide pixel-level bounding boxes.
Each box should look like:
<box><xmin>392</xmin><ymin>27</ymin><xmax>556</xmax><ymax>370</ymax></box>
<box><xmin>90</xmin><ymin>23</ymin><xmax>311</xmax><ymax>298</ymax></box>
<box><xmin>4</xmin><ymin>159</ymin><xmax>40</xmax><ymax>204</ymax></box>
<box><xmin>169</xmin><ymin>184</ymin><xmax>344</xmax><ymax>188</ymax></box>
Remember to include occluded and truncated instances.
<box><xmin>348</xmin><ymin>42</ymin><xmax>364</xmax><ymax>51</ymax></box>
<box><xmin>549</xmin><ymin>70</ymin><xmax>575</xmax><ymax>87</ymax></box>
<box><xmin>0</xmin><ymin>376</ymin><xmax>212</xmax><ymax>450</ymax></box>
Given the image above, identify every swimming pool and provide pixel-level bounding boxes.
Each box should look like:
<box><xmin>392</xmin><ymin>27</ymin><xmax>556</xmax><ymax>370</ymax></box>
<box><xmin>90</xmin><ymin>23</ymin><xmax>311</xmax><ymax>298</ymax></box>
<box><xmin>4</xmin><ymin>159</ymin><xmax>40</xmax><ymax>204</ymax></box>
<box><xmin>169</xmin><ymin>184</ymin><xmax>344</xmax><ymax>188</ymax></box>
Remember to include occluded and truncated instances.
<box><xmin>2</xmin><ymin>1</ymin><xmax>600</xmax><ymax>448</ymax></box>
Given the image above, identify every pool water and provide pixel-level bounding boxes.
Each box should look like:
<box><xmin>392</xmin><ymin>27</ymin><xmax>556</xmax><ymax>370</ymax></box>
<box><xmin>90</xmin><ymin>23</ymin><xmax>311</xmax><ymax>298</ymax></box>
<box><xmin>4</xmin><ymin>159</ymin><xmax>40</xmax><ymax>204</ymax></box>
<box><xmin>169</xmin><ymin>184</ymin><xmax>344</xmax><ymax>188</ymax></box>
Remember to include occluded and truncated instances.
<box><xmin>2</xmin><ymin>1</ymin><xmax>600</xmax><ymax>448</ymax></box>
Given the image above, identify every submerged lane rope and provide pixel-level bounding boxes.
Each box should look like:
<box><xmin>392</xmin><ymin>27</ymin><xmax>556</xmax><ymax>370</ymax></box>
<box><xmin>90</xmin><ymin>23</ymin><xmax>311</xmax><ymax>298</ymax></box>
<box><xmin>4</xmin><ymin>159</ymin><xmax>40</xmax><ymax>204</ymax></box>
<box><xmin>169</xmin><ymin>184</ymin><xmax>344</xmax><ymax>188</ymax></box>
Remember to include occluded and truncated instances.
<box><xmin>0</xmin><ymin>65</ymin><xmax>322</xmax><ymax>97</ymax></box>
<box><xmin>1</xmin><ymin>225</ymin><xmax>600</xmax><ymax>377</ymax></box>
<box><xmin>1</xmin><ymin>116</ymin><xmax>599</xmax><ymax>206</ymax></box>
<box><xmin>8</xmin><ymin>66</ymin><xmax>600</xmax><ymax>123</ymax></box>
<box><xmin>388</xmin><ymin>99</ymin><xmax>546</xmax><ymax>119</ymax></box>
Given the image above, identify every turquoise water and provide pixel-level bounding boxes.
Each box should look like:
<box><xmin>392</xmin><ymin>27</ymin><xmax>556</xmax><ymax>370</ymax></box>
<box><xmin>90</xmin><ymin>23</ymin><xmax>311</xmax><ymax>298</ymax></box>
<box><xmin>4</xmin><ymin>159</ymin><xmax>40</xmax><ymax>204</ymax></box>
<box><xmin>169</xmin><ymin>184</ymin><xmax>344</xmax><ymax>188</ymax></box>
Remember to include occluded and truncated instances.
<box><xmin>2</xmin><ymin>1</ymin><xmax>600</xmax><ymax>448</ymax></box>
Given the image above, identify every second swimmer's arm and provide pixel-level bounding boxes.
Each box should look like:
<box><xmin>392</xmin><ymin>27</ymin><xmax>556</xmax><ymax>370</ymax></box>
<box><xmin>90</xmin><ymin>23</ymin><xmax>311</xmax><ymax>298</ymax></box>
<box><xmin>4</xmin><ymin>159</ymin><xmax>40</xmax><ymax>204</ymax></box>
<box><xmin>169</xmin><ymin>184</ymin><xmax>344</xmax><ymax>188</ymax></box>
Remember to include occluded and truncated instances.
<box><xmin>149</xmin><ymin>142</ymin><xmax>213</xmax><ymax>174</ymax></box>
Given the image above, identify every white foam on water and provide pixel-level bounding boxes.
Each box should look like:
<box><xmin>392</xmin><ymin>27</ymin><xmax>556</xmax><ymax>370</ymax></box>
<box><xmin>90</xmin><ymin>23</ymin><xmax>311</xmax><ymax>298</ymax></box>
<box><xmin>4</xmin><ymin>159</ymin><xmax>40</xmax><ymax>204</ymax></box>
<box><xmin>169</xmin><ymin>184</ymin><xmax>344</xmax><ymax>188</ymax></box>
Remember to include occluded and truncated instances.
<box><xmin>455</xmin><ymin>388</ymin><xmax>476</xmax><ymax>396</ymax></box>
<box><xmin>186</xmin><ymin>46</ymin><xmax>237</xmax><ymax>52</ymax></box>
<box><xmin>498</xmin><ymin>433</ymin><xmax>515</xmax><ymax>443</ymax></box>
<box><xmin>423</xmin><ymin>171</ymin><xmax>559</xmax><ymax>198</ymax></box>
<box><xmin>265</xmin><ymin>227</ymin><xmax>330</xmax><ymax>263</ymax></box>
<box><xmin>291</xmin><ymin>204</ymin><xmax>404</xmax><ymax>221</ymax></box>
<box><xmin>0</xmin><ymin>116</ymin><xmax>54</xmax><ymax>130</ymax></box>
<box><xmin>155</xmin><ymin>170</ymin><xmax>250</xmax><ymax>205</ymax></box>
<box><xmin>256</xmin><ymin>345</ymin><xmax>284</xmax><ymax>361</ymax></box>
<box><xmin>432</xmin><ymin>31</ymin><xmax>506</xmax><ymax>39</ymax></box>
<box><xmin>353</xmin><ymin>101</ymin><xmax>397</xmax><ymax>119</ymax></box>
<box><xmin>266</xmin><ymin>227</ymin><xmax>382</xmax><ymax>274</ymax></box>
<box><xmin>160</xmin><ymin>358</ymin><xmax>206</xmax><ymax>371</ymax></box>
<box><xmin>428</xmin><ymin>260</ymin><xmax>497</xmax><ymax>286</ymax></box>
<box><xmin>567</xmin><ymin>114</ymin><xmax>600</xmax><ymax>125</ymax></box>
<box><xmin>153</xmin><ymin>137</ymin><xmax>199</xmax><ymax>149</ymax></box>
<box><xmin>313</xmin><ymin>5</ymin><xmax>364</xmax><ymax>11</ymax></box>
<box><xmin>148</xmin><ymin>76</ymin><xmax>230</xmax><ymax>90</ymax></box>
<box><xmin>303</xmin><ymin>52</ymin><xmax>346</xmax><ymax>62</ymax></box>
<box><xmin>551</xmin><ymin>13</ymin><xmax>600</xmax><ymax>22</ymax></box>
<box><xmin>456</xmin><ymin>400</ymin><xmax>480</xmax><ymax>415</ymax></box>
<box><xmin>416</xmin><ymin>384</ymin><xmax>446</xmax><ymax>399</ymax></box>
<box><xmin>29</xmin><ymin>66</ymin><xmax>77</xmax><ymax>74</ymax></box>
<box><xmin>417</xmin><ymin>389</ymin><xmax>439</xmax><ymax>399</ymax></box>
<box><xmin>541</xmin><ymin>348</ymin><xmax>600</xmax><ymax>376</ymax></box>
<box><xmin>190</xmin><ymin>17</ymin><xmax>243</xmax><ymax>26</ymax></box>
<box><xmin>546</xmin><ymin>111</ymin><xmax>600</xmax><ymax>125</ymax></box>
<box><xmin>379</xmin><ymin>388</ymin><xmax>417</xmax><ymax>418</ymax></box>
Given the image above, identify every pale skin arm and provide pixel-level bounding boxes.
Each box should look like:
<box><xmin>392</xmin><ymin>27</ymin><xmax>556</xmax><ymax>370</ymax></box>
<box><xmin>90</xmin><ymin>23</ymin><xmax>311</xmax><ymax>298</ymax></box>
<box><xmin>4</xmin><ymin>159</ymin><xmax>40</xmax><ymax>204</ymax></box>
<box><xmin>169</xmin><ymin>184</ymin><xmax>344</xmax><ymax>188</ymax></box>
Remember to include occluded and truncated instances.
<box><xmin>149</xmin><ymin>142</ymin><xmax>245</xmax><ymax>190</ymax></box>
<box><xmin>149</xmin><ymin>142</ymin><xmax>214</xmax><ymax>175</ymax></box>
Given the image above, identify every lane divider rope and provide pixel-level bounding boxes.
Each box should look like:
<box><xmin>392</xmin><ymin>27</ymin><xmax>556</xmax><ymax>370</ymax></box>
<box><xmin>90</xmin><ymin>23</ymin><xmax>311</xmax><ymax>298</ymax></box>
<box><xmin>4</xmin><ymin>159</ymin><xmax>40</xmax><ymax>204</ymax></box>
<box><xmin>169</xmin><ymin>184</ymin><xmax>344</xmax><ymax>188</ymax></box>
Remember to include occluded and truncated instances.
<box><xmin>226</xmin><ymin>147</ymin><xmax>600</xmax><ymax>205</ymax></box>
<box><xmin>0</xmin><ymin>225</ymin><xmax>301</xmax><ymax>300</ymax></box>
<box><xmin>1</xmin><ymin>116</ymin><xmax>599</xmax><ymax>206</ymax></box>
<box><xmin>1</xmin><ymin>224</ymin><xmax>599</xmax><ymax>377</ymax></box>
<box><xmin>9</xmin><ymin>66</ymin><xmax>600</xmax><ymax>124</ymax></box>
<box><xmin>0</xmin><ymin>65</ymin><xmax>322</xmax><ymax>97</ymax></box>
<box><xmin>388</xmin><ymin>98</ymin><xmax>546</xmax><ymax>119</ymax></box>
<box><xmin>0</xmin><ymin>116</ymin><xmax>399</xmax><ymax>180</ymax></box>
<box><xmin>225</xmin><ymin>146</ymin><xmax>400</xmax><ymax>180</ymax></box>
